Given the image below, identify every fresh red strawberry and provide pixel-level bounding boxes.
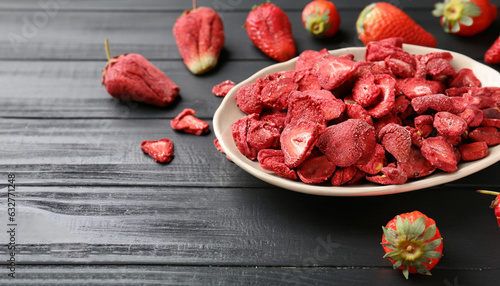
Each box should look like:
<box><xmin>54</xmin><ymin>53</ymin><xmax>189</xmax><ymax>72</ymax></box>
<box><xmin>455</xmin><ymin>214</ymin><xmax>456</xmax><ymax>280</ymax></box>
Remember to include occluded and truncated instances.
<box><xmin>245</xmin><ymin>2</ymin><xmax>296</xmax><ymax>62</ymax></box>
<box><xmin>485</xmin><ymin>35</ymin><xmax>500</xmax><ymax>64</ymax></box>
<box><xmin>477</xmin><ymin>190</ymin><xmax>500</xmax><ymax>228</ymax></box>
<box><xmin>382</xmin><ymin>211</ymin><xmax>443</xmax><ymax>279</ymax></box>
<box><xmin>432</xmin><ymin>0</ymin><xmax>497</xmax><ymax>36</ymax></box>
<box><xmin>141</xmin><ymin>139</ymin><xmax>174</xmax><ymax>163</ymax></box>
<box><xmin>173</xmin><ymin>0</ymin><xmax>225</xmax><ymax>74</ymax></box>
<box><xmin>302</xmin><ymin>0</ymin><xmax>341</xmax><ymax>38</ymax></box>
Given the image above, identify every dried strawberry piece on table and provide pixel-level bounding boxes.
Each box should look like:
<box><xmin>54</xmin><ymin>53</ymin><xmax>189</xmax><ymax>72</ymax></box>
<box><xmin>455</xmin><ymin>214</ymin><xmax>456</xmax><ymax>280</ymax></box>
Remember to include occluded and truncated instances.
<box><xmin>420</xmin><ymin>136</ymin><xmax>459</xmax><ymax>172</ymax></box>
<box><xmin>314</xmin><ymin>55</ymin><xmax>360</xmax><ymax>90</ymax></box>
<box><xmin>257</xmin><ymin>149</ymin><xmax>297</xmax><ymax>180</ymax></box>
<box><xmin>212</xmin><ymin>80</ymin><xmax>236</xmax><ymax>97</ymax></box>
<box><xmin>102</xmin><ymin>40</ymin><xmax>180</xmax><ymax>107</ymax></box>
<box><xmin>468</xmin><ymin>126</ymin><xmax>500</xmax><ymax>146</ymax></box>
<box><xmin>140</xmin><ymin>139</ymin><xmax>174</xmax><ymax>163</ymax></box>
<box><xmin>459</xmin><ymin>142</ymin><xmax>489</xmax><ymax>161</ymax></box>
<box><xmin>281</xmin><ymin>119</ymin><xmax>322</xmax><ymax>168</ymax></box>
<box><xmin>316</xmin><ymin>119</ymin><xmax>376</xmax><ymax>167</ymax></box>
<box><xmin>171</xmin><ymin>108</ymin><xmax>209</xmax><ymax>135</ymax></box>
<box><xmin>297</xmin><ymin>154</ymin><xmax>336</xmax><ymax>184</ymax></box>
<box><xmin>213</xmin><ymin>139</ymin><xmax>231</xmax><ymax>161</ymax></box>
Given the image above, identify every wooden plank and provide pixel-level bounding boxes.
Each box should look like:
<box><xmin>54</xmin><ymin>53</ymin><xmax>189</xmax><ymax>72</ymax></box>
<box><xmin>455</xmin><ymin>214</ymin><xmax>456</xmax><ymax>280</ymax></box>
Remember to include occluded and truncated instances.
<box><xmin>1</xmin><ymin>118</ymin><xmax>499</xmax><ymax>187</ymax></box>
<box><xmin>0</xmin><ymin>186</ymin><xmax>499</xmax><ymax>267</ymax></box>
<box><xmin>0</xmin><ymin>265</ymin><xmax>498</xmax><ymax>285</ymax></box>
<box><xmin>1</xmin><ymin>9</ymin><xmax>499</xmax><ymax>61</ymax></box>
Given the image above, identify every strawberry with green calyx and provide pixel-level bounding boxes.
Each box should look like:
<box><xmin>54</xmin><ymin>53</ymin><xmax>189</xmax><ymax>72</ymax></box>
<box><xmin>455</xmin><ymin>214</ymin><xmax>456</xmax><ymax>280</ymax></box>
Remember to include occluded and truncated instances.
<box><xmin>432</xmin><ymin>0</ymin><xmax>497</xmax><ymax>36</ymax></box>
<box><xmin>485</xmin><ymin>35</ymin><xmax>500</xmax><ymax>64</ymax></box>
<box><xmin>302</xmin><ymin>0</ymin><xmax>341</xmax><ymax>38</ymax></box>
<box><xmin>245</xmin><ymin>1</ymin><xmax>296</xmax><ymax>62</ymax></box>
<box><xmin>173</xmin><ymin>0</ymin><xmax>225</xmax><ymax>74</ymax></box>
<box><xmin>477</xmin><ymin>190</ymin><xmax>500</xmax><ymax>228</ymax></box>
<box><xmin>382</xmin><ymin>211</ymin><xmax>443</xmax><ymax>279</ymax></box>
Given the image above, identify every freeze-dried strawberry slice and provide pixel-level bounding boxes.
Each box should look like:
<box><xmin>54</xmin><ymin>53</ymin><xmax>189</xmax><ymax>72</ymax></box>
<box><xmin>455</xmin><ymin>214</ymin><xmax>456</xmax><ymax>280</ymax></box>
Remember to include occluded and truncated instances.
<box><xmin>385</xmin><ymin>57</ymin><xmax>415</xmax><ymax>78</ymax></box>
<box><xmin>281</xmin><ymin>119</ymin><xmax>321</xmax><ymax>168</ymax></box>
<box><xmin>421</xmin><ymin>136</ymin><xmax>458</xmax><ymax>172</ymax></box>
<box><xmin>425</xmin><ymin>58</ymin><xmax>455</xmax><ymax>79</ymax></box>
<box><xmin>260</xmin><ymin>109</ymin><xmax>287</xmax><ymax>132</ymax></box>
<box><xmin>393</xmin><ymin>95</ymin><xmax>411</xmax><ymax>116</ymax></box>
<box><xmin>378</xmin><ymin>123</ymin><xmax>412</xmax><ymax>163</ymax></box>
<box><xmin>373</xmin><ymin>113</ymin><xmax>401</xmax><ymax>136</ymax></box>
<box><xmin>414</xmin><ymin>115</ymin><xmax>434</xmax><ymax>138</ymax></box>
<box><xmin>399</xmin><ymin>147</ymin><xmax>436</xmax><ymax>179</ymax></box>
<box><xmin>365</xmin><ymin>37</ymin><xmax>404</xmax><ymax>62</ymax></box>
<box><xmin>346</xmin><ymin>103</ymin><xmax>373</xmax><ymax>126</ymax></box>
<box><xmin>305</xmin><ymin>90</ymin><xmax>346</xmax><ymax>121</ymax></box>
<box><xmin>316</xmin><ymin>119</ymin><xmax>376</xmax><ymax>167</ymax></box>
<box><xmin>481</xmin><ymin>107</ymin><xmax>500</xmax><ymax>128</ymax></box>
<box><xmin>246</xmin><ymin>119</ymin><xmax>281</xmax><ymax>151</ymax></box>
<box><xmin>295</xmin><ymin>48</ymin><xmax>330</xmax><ymax>71</ymax></box>
<box><xmin>405</xmin><ymin>126</ymin><xmax>424</xmax><ymax>147</ymax></box>
<box><xmin>433</xmin><ymin>111</ymin><xmax>468</xmax><ymax>137</ymax></box>
<box><xmin>286</xmin><ymin>91</ymin><xmax>326</xmax><ymax>126</ymax></box>
<box><xmin>469</xmin><ymin>126</ymin><xmax>500</xmax><ymax>146</ymax></box>
<box><xmin>356</xmin><ymin>143</ymin><xmax>386</xmax><ymax>174</ymax></box>
<box><xmin>459</xmin><ymin>106</ymin><xmax>484</xmax><ymax>127</ymax></box>
<box><xmin>260</xmin><ymin>77</ymin><xmax>298</xmax><ymax>110</ymax></box>
<box><xmin>448</xmin><ymin>68</ymin><xmax>482</xmax><ymax>88</ymax></box>
<box><xmin>171</xmin><ymin>108</ymin><xmax>209</xmax><ymax>135</ymax></box>
<box><xmin>396</xmin><ymin>78</ymin><xmax>444</xmax><ymax>99</ymax></box>
<box><xmin>297</xmin><ymin>154</ymin><xmax>336</xmax><ymax>184</ymax></box>
<box><xmin>141</xmin><ymin>138</ymin><xmax>174</xmax><ymax>163</ymax></box>
<box><xmin>411</xmin><ymin>93</ymin><xmax>454</xmax><ymax>114</ymax></box>
<box><xmin>257</xmin><ymin>149</ymin><xmax>297</xmax><ymax>180</ymax></box>
<box><xmin>314</xmin><ymin>55</ymin><xmax>359</xmax><ymax>90</ymax></box>
<box><xmin>331</xmin><ymin>166</ymin><xmax>365</xmax><ymax>186</ymax></box>
<box><xmin>212</xmin><ymin>80</ymin><xmax>236</xmax><ymax>97</ymax></box>
<box><xmin>366</xmin><ymin>164</ymin><xmax>408</xmax><ymax>185</ymax></box>
<box><xmin>235</xmin><ymin>79</ymin><xmax>265</xmax><ymax>114</ymax></box>
<box><xmin>294</xmin><ymin>70</ymin><xmax>322</xmax><ymax>91</ymax></box>
<box><xmin>367</xmin><ymin>74</ymin><xmax>396</xmax><ymax>118</ymax></box>
<box><xmin>352</xmin><ymin>73</ymin><xmax>381</xmax><ymax>107</ymax></box>
<box><xmin>459</xmin><ymin>142</ymin><xmax>489</xmax><ymax>161</ymax></box>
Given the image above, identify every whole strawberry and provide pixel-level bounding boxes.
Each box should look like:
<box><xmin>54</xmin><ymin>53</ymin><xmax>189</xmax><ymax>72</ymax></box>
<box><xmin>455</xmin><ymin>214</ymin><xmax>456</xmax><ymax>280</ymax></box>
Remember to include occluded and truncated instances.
<box><xmin>477</xmin><ymin>190</ymin><xmax>500</xmax><ymax>228</ymax></box>
<box><xmin>302</xmin><ymin>0</ymin><xmax>341</xmax><ymax>38</ymax></box>
<box><xmin>382</xmin><ymin>211</ymin><xmax>443</xmax><ymax>279</ymax></box>
<box><xmin>485</xmin><ymin>35</ymin><xmax>500</xmax><ymax>64</ymax></box>
<box><xmin>173</xmin><ymin>1</ymin><xmax>225</xmax><ymax>74</ymax></box>
<box><xmin>432</xmin><ymin>0</ymin><xmax>497</xmax><ymax>36</ymax></box>
<box><xmin>246</xmin><ymin>2</ymin><xmax>296</xmax><ymax>62</ymax></box>
<box><xmin>356</xmin><ymin>2</ymin><xmax>437</xmax><ymax>47</ymax></box>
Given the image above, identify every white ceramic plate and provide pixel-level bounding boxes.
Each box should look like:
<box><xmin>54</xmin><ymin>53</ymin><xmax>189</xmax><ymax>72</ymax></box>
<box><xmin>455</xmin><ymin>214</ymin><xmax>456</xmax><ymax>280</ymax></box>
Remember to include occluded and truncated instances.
<box><xmin>213</xmin><ymin>44</ymin><xmax>500</xmax><ymax>196</ymax></box>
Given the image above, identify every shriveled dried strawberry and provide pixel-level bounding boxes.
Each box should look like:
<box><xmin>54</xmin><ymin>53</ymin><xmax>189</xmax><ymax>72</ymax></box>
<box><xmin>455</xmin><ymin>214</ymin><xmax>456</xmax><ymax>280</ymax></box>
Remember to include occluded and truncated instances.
<box><xmin>459</xmin><ymin>106</ymin><xmax>484</xmax><ymax>127</ymax></box>
<box><xmin>235</xmin><ymin>79</ymin><xmax>265</xmax><ymax>114</ymax></box>
<box><xmin>411</xmin><ymin>93</ymin><xmax>454</xmax><ymax>114</ymax></box>
<box><xmin>399</xmin><ymin>147</ymin><xmax>436</xmax><ymax>179</ymax></box>
<box><xmin>173</xmin><ymin>2</ymin><xmax>225</xmax><ymax>74</ymax></box>
<box><xmin>140</xmin><ymin>138</ymin><xmax>174</xmax><ymax>163</ymax></box>
<box><xmin>314</xmin><ymin>55</ymin><xmax>360</xmax><ymax>90</ymax></box>
<box><xmin>281</xmin><ymin>119</ymin><xmax>321</xmax><ymax>168</ymax></box>
<box><xmin>366</xmin><ymin>163</ymin><xmax>407</xmax><ymax>185</ymax></box>
<box><xmin>459</xmin><ymin>141</ymin><xmax>489</xmax><ymax>161</ymax></box>
<box><xmin>378</xmin><ymin>123</ymin><xmax>412</xmax><ymax>163</ymax></box>
<box><xmin>302</xmin><ymin>0</ymin><xmax>341</xmax><ymax>38</ymax></box>
<box><xmin>381</xmin><ymin>211</ymin><xmax>443</xmax><ymax>279</ymax></box>
<box><xmin>305</xmin><ymin>90</ymin><xmax>346</xmax><ymax>121</ymax></box>
<box><xmin>448</xmin><ymin>68</ymin><xmax>482</xmax><ymax>88</ymax></box>
<box><xmin>257</xmin><ymin>149</ymin><xmax>297</xmax><ymax>180</ymax></box>
<box><xmin>481</xmin><ymin>107</ymin><xmax>500</xmax><ymax>128</ymax></box>
<box><xmin>331</xmin><ymin>166</ymin><xmax>364</xmax><ymax>186</ymax></box>
<box><xmin>212</xmin><ymin>80</ymin><xmax>236</xmax><ymax>97</ymax></box>
<box><xmin>396</xmin><ymin>78</ymin><xmax>444</xmax><ymax>99</ymax></box>
<box><xmin>373</xmin><ymin>113</ymin><xmax>401</xmax><ymax>136</ymax></box>
<box><xmin>477</xmin><ymin>190</ymin><xmax>500</xmax><ymax>228</ymax></box>
<box><xmin>346</xmin><ymin>103</ymin><xmax>374</xmax><ymax>126</ymax></box>
<box><xmin>295</xmin><ymin>49</ymin><xmax>330</xmax><ymax>71</ymax></box>
<box><xmin>295</xmin><ymin>70</ymin><xmax>323</xmax><ymax>91</ymax></box>
<box><xmin>316</xmin><ymin>119</ymin><xmax>376</xmax><ymax>167</ymax></box>
<box><xmin>171</xmin><ymin>108</ymin><xmax>209</xmax><ymax>135</ymax></box>
<box><xmin>468</xmin><ymin>126</ymin><xmax>500</xmax><ymax>146</ymax></box>
<box><xmin>421</xmin><ymin>136</ymin><xmax>458</xmax><ymax>172</ymax></box>
<box><xmin>366</xmin><ymin>74</ymin><xmax>396</xmax><ymax>118</ymax></box>
<box><xmin>260</xmin><ymin>77</ymin><xmax>298</xmax><ymax>110</ymax></box>
<box><xmin>286</xmin><ymin>91</ymin><xmax>326</xmax><ymax>126</ymax></box>
<box><xmin>414</xmin><ymin>115</ymin><xmax>434</xmax><ymax>138</ymax></box>
<box><xmin>356</xmin><ymin>143</ymin><xmax>386</xmax><ymax>174</ymax></box>
<box><xmin>433</xmin><ymin>111</ymin><xmax>468</xmax><ymax>137</ymax></box>
<box><xmin>352</xmin><ymin>73</ymin><xmax>381</xmax><ymax>107</ymax></box>
<box><xmin>297</xmin><ymin>154</ymin><xmax>336</xmax><ymax>184</ymax></box>
<box><xmin>214</xmin><ymin>139</ymin><xmax>231</xmax><ymax>161</ymax></box>
<box><xmin>246</xmin><ymin>119</ymin><xmax>281</xmax><ymax>152</ymax></box>
<box><xmin>245</xmin><ymin>2</ymin><xmax>296</xmax><ymax>62</ymax></box>
<box><xmin>102</xmin><ymin>40</ymin><xmax>180</xmax><ymax>107</ymax></box>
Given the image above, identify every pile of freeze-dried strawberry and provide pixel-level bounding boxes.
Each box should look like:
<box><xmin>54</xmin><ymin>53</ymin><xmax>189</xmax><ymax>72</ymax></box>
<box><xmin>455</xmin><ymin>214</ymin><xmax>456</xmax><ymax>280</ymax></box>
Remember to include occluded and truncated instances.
<box><xmin>230</xmin><ymin>37</ymin><xmax>500</xmax><ymax>186</ymax></box>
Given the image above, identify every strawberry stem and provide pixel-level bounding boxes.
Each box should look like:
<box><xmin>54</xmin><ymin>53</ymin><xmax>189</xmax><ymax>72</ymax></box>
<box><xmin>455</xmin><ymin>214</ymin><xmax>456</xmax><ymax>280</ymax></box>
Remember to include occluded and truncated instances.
<box><xmin>105</xmin><ymin>38</ymin><xmax>111</xmax><ymax>61</ymax></box>
<box><xmin>477</xmin><ymin>190</ymin><xmax>500</xmax><ymax>196</ymax></box>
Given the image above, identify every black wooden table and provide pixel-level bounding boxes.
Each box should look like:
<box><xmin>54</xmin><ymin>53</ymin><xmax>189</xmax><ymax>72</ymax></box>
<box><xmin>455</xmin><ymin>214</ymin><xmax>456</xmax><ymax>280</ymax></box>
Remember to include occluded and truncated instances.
<box><xmin>1</xmin><ymin>0</ymin><xmax>499</xmax><ymax>285</ymax></box>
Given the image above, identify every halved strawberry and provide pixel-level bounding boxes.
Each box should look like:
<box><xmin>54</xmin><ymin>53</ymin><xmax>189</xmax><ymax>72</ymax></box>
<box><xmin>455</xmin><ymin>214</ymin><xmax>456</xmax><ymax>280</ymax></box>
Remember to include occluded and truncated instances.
<box><xmin>245</xmin><ymin>2</ymin><xmax>296</xmax><ymax>62</ymax></box>
<box><xmin>140</xmin><ymin>139</ymin><xmax>174</xmax><ymax>163</ymax></box>
<box><xmin>382</xmin><ymin>211</ymin><xmax>443</xmax><ymax>279</ymax></box>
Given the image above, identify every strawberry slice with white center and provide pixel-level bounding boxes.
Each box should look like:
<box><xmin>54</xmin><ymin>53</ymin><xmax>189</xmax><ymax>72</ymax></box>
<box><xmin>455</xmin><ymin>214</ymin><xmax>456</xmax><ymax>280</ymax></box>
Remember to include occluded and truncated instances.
<box><xmin>280</xmin><ymin>119</ymin><xmax>320</xmax><ymax>168</ymax></box>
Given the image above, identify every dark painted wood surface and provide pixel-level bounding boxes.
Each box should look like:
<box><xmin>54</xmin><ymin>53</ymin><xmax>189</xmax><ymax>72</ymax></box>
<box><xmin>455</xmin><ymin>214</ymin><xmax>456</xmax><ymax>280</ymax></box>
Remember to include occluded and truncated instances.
<box><xmin>0</xmin><ymin>0</ymin><xmax>499</xmax><ymax>285</ymax></box>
